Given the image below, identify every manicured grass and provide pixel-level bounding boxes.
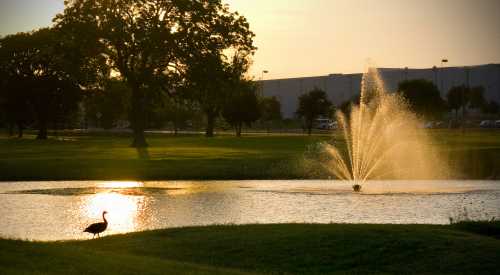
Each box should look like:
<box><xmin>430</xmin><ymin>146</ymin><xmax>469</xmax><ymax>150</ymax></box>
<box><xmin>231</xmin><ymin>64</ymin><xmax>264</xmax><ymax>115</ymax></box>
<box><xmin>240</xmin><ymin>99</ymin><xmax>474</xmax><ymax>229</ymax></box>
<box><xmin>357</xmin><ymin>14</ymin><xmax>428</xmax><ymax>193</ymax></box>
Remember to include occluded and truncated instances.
<box><xmin>1</xmin><ymin>223</ymin><xmax>499</xmax><ymax>274</ymax></box>
<box><xmin>0</xmin><ymin>130</ymin><xmax>499</xmax><ymax>181</ymax></box>
<box><xmin>0</xmin><ymin>133</ymin><xmax>328</xmax><ymax>181</ymax></box>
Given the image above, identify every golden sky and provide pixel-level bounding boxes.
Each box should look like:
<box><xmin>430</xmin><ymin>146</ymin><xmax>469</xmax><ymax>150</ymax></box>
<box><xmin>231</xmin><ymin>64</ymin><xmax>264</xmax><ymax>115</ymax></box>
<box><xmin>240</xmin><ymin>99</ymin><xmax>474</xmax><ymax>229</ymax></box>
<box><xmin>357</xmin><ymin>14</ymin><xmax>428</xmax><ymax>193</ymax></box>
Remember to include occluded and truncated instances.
<box><xmin>1</xmin><ymin>0</ymin><xmax>499</xmax><ymax>79</ymax></box>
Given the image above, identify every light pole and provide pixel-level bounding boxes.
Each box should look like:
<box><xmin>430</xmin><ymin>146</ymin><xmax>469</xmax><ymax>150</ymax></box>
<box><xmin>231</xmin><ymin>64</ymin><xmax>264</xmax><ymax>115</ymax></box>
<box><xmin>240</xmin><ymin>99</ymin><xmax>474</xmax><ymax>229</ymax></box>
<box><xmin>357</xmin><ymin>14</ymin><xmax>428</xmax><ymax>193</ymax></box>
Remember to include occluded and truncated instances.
<box><xmin>260</xmin><ymin>70</ymin><xmax>269</xmax><ymax>97</ymax></box>
<box><xmin>440</xmin><ymin>59</ymin><xmax>448</xmax><ymax>93</ymax></box>
<box><xmin>462</xmin><ymin>66</ymin><xmax>470</xmax><ymax>133</ymax></box>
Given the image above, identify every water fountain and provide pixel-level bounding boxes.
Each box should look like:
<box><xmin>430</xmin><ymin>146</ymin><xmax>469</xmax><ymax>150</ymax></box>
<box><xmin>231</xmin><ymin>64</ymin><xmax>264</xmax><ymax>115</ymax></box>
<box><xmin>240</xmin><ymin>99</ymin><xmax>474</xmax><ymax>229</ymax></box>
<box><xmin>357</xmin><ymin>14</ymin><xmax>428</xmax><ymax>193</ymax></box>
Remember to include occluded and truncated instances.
<box><xmin>323</xmin><ymin>68</ymin><xmax>449</xmax><ymax>191</ymax></box>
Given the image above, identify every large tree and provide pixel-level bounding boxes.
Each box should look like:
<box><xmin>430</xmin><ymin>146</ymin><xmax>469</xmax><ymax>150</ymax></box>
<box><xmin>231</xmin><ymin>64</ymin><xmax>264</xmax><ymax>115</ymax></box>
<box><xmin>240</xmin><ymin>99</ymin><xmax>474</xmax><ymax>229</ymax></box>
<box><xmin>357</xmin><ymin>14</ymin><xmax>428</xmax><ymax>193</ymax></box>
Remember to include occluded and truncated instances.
<box><xmin>222</xmin><ymin>80</ymin><xmax>260</xmax><ymax>137</ymax></box>
<box><xmin>397</xmin><ymin>79</ymin><xmax>446</xmax><ymax>120</ymax></box>
<box><xmin>0</xmin><ymin>28</ymin><xmax>100</xmax><ymax>139</ymax></box>
<box><xmin>182</xmin><ymin>51</ymin><xmax>255</xmax><ymax>137</ymax></box>
<box><xmin>55</xmin><ymin>0</ymin><xmax>254</xmax><ymax>146</ymax></box>
<box><xmin>296</xmin><ymin>88</ymin><xmax>332</xmax><ymax>135</ymax></box>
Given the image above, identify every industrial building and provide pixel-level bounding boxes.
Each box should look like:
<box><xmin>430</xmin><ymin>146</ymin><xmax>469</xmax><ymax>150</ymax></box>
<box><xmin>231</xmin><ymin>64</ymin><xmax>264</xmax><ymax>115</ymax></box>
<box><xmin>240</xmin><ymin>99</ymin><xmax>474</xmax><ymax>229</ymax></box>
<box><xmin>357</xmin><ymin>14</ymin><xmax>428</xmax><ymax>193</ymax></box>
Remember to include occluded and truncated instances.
<box><xmin>261</xmin><ymin>64</ymin><xmax>500</xmax><ymax>118</ymax></box>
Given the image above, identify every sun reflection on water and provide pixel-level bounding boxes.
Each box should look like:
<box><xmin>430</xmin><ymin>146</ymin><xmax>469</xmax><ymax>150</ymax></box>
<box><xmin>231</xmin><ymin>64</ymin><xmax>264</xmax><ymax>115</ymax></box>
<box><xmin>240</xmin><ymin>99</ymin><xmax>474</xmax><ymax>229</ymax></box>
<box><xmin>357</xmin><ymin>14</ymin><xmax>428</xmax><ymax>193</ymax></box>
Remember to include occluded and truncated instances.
<box><xmin>97</xmin><ymin>181</ymin><xmax>143</xmax><ymax>188</ymax></box>
<box><xmin>81</xmin><ymin>181</ymin><xmax>148</xmax><ymax>235</ymax></box>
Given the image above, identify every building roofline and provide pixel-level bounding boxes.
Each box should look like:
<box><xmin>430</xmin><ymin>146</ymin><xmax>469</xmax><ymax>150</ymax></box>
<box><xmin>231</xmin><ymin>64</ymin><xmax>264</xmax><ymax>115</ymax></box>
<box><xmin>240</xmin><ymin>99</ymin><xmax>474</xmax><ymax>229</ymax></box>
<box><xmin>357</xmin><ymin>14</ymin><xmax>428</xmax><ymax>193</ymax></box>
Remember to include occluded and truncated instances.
<box><xmin>261</xmin><ymin>63</ymin><xmax>500</xmax><ymax>82</ymax></box>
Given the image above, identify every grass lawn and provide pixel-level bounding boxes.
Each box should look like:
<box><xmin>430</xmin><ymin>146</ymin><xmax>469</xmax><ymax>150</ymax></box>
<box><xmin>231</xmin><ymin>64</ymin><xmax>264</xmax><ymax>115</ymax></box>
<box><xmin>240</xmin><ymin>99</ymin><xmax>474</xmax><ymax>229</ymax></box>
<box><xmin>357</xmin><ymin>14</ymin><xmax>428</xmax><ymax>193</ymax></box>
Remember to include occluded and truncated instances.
<box><xmin>1</xmin><ymin>223</ymin><xmax>499</xmax><ymax>274</ymax></box>
<box><xmin>0</xmin><ymin>129</ymin><xmax>499</xmax><ymax>181</ymax></box>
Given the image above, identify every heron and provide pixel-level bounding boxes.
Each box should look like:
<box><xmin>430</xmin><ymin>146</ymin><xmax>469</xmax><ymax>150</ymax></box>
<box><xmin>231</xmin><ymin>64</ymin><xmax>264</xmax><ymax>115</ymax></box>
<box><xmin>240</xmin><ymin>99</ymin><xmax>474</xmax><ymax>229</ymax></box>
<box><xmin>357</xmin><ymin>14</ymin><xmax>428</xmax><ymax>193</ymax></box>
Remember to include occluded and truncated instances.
<box><xmin>84</xmin><ymin>211</ymin><xmax>108</xmax><ymax>238</ymax></box>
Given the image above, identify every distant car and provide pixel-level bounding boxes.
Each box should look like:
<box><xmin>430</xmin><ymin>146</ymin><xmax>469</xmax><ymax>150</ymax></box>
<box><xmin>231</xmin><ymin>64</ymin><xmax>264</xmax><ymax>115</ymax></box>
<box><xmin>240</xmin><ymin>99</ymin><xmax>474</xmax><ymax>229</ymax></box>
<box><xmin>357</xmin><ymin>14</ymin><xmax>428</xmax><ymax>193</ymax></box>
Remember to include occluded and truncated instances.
<box><xmin>479</xmin><ymin>120</ymin><xmax>494</xmax><ymax>128</ymax></box>
<box><xmin>423</xmin><ymin>121</ymin><xmax>435</xmax><ymax>129</ymax></box>
<box><xmin>434</xmin><ymin>121</ymin><xmax>445</xmax><ymax>128</ymax></box>
<box><xmin>495</xmin><ymin>120</ymin><xmax>500</xmax><ymax>128</ymax></box>
<box><xmin>315</xmin><ymin>118</ymin><xmax>337</xmax><ymax>130</ymax></box>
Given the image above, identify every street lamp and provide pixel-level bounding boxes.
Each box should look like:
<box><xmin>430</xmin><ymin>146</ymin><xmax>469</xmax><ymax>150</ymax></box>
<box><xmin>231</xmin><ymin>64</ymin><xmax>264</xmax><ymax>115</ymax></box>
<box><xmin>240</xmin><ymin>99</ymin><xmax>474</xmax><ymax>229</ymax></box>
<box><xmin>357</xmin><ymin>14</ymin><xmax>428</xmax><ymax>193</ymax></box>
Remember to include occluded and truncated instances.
<box><xmin>440</xmin><ymin>59</ymin><xmax>448</xmax><ymax>93</ymax></box>
<box><xmin>260</xmin><ymin>70</ymin><xmax>269</xmax><ymax>96</ymax></box>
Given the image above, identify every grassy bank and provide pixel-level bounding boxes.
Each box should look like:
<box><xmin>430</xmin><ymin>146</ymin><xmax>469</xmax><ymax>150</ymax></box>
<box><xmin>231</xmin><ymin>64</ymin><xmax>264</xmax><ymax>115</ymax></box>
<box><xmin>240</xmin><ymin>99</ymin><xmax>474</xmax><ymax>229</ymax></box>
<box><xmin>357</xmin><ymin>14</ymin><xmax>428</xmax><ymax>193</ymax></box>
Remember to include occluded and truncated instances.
<box><xmin>0</xmin><ymin>130</ymin><xmax>499</xmax><ymax>181</ymax></box>
<box><xmin>1</xmin><ymin>223</ymin><xmax>499</xmax><ymax>274</ymax></box>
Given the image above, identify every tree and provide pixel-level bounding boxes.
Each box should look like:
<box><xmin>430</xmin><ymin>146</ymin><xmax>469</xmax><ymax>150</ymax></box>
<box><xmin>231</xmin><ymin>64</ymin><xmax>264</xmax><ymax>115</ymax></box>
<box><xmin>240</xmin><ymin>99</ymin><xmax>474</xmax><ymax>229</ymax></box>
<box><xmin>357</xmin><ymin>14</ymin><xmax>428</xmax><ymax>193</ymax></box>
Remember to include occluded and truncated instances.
<box><xmin>482</xmin><ymin>100</ymin><xmax>499</xmax><ymax>115</ymax></box>
<box><xmin>468</xmin><ymin>86</ymin><xmax>486</xmax><ymax>109</ymax></box>
<box><xmin>0</xmin><ymin>28</ymin><xmax>98</xmax><ymax>139</ymax></box>
<box><xmin>446</xmin><ymin>86</ymin><xmax>465</xmax><ymax>119</ymax></box>
<box><xmin>259</xmin><ymin>96</ymin><xmax>282</xmax><ymax>133</ymax></box>
<box><xmin>83</xmin><ymin>80</ymin><xmax>130</xmax><ymax>129</ymax></box>
<box><xmin>55</xmin><ymin>0</ymin><xmax>254</xmax><ymax>146</ymax></box>
<box><xmin>222</xmin><ymin>80</ymin><xmax>260</xmax><ymax>137</ymax></box>
<box><xmin>446</xmin><ymin>85</ymin><xmax>486</xmax><ymax>119</ymax></box>
<box><xmin>182</xmin><ymin>51</ymin><xmax>255</xmax><ymax>137</ymax></box>
<box><xmin>397</xmin><ymin>79</ymin><xmax>446</xmax><ymax>120</ymax></box>
<box><xmin>0</xmin><ymin>74</ymin><xmax>34</xmax><ymax>137</ymax></box>
<box><xmin>339</xmin><ymin>95</ymin><xmax>360</xmax><ymax>119</ymax></box>
<box><xmin>147</xmin><ymin>94</ymin><xmax>200</xmax><ymax>135</ymax></box>
<box><xmin>296</xmin><ymin>88</ymin><xmax>332</xmax><ymax>135</ymax></box>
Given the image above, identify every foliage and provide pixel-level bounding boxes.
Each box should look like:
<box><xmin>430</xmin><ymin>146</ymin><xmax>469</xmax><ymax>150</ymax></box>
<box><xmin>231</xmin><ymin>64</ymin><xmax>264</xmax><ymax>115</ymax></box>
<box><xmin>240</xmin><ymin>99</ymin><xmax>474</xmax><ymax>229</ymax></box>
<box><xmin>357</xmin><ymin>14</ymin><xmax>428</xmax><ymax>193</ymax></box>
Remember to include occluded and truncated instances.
<box><xmin>180</xmin><ymin>50</ymin><xmax>255</xmax><ymax>137</ymax></box>
<box><xmin>446</xmin><ymin>85</ymin><xmax>487</xmax><ymax>118</ymax></box>
<box><xmin>339</xmin><ymin>95</ymin><xmax>360</xmax><ymax>119</ymax></box>
<box><xmin>84</xmin><ymin>80</ymin><xmax>131</xmax><ymax>129</ymax></box>
<box><xmin>397</xmin><ymin>79</ymin><xmax>446</xmax><ymax>120</ymax></box>
<box><xmin>0</xmin><ymin>28</ymin><xmax>100</xmax><ymax>139</ymax></box>
<box><xmin>222</xmin><ymin>80</ymin><xmax>260</xmax><ymax>137</ymax></box>
<box><xmin>482</xmin><ymin>100</ymin><xmax>499</xmax><ymax>114</ymax></box>
<box><xmin>258</xmin><ymin>96</ymin><xmax>282</xmax><ymax>132</ymax></box>
<box><xmin>296</xmin><ymin>88</ymin><xmax>332</xmax><ymax>135</ymax></box>
<box><xmin>259</xmin><ymin>97</ymin><xmax>282</xmax><ymax>121</ymax></box>
<box><xmin>149</xmin><ymin>95</ymin><xmax>201</xmax><ymax>134</ymax></box>
<box><xmin>55</xmin><ymin>0</ymin><xmax>255</xmax><ymax>145</ymax></box>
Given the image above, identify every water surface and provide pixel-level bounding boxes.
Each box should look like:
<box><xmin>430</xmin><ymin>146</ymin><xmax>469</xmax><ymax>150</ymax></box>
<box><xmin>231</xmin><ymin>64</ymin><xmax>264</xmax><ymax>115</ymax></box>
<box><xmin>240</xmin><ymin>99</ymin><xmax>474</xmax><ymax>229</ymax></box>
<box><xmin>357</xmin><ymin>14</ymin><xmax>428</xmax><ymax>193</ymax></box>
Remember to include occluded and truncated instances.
<box><xmin>0</xmin><ymin>180</ymin><xmax>498</xmax><ymax>240</ymax></box>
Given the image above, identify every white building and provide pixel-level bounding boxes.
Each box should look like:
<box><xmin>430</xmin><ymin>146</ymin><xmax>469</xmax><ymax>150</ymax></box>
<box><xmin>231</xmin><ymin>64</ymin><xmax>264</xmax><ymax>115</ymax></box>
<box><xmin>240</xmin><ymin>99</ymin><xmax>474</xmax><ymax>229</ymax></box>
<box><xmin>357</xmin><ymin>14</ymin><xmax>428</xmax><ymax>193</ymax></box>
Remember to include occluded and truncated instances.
<box><xmin>261</xmin><ymin>64</ymin><xmax>500</xmax><ymax>118</ymax></box>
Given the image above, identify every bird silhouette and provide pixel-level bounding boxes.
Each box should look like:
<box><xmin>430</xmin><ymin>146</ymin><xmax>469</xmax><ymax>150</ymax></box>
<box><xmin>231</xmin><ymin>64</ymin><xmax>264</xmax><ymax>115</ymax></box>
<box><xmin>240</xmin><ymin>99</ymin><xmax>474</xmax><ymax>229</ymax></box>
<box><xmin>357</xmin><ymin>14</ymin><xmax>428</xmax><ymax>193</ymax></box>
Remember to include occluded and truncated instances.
<box><xmin>84</xmin><ymin>211</ymin><xmax>108</xmax><ymax>238</ymax></box>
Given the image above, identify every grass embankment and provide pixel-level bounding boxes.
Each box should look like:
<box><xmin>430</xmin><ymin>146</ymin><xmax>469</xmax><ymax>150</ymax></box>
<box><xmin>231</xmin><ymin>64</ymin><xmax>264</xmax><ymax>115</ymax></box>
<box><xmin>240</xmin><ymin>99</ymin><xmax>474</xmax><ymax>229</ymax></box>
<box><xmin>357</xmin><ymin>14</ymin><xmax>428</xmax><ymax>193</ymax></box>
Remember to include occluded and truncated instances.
<box><xmin>1</xmin><ymin>223</ymin><xmax>499</xmax><ymax>274</ymax></box>
<box><xmin>0</xmin><ymin>130</ymin><xmax>499</xmax><ymax>181</ymax></box>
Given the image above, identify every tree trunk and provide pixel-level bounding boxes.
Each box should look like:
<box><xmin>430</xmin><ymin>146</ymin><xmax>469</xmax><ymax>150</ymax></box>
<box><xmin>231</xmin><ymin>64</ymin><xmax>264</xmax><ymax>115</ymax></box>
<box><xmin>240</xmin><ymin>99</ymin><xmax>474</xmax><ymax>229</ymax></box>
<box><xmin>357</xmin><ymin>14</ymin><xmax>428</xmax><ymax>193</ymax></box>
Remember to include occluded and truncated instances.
<box><xmin>205</xmin><ymin>113</ymin><xmax>215</xmax><ymax>137</ymax></box>
<box><xmin>17</xmin><ymin>122</ymin><xmax>24</xmax><ymax>138</ymax></box>
<box><xmin>307</xmin><ymin>119</ymin><xmax>313</xmax><ymax>135</ymax></box>
<box><xmin>130</xmin><ymin>86</ymin><xmax>148</xmax><ymax>147</ymax></box>
<box><xmin>8</xmin><ymin>123</ymin><xmax>14</xmax><ymax>137</ymax></box>
<box><xmin>236</xmin><ymin>123</ymin><xmax>242</xmax><ymax>137</ymax></box>
<box><xmin>37</xmin><ymin>119</ymin><xmax>48</xmax><ymax>140</ymax></box>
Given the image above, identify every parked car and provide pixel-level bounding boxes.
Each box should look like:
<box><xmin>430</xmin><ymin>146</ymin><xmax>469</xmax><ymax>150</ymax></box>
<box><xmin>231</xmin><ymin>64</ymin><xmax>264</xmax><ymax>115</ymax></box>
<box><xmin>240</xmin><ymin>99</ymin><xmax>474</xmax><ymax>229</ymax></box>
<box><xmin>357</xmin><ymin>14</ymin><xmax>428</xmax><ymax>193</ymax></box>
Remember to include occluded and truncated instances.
<box><xmin>423</xmin><ymin>121</ymin><xmax>435</xmax><ymax>129</ymax></box>
<box><xmin>315</xmin><ymin>118</ymin><xmax>337</xmax><ymax>130</ymax></box>
<box><xmin>495</xmin><ymin>120</ymin><xmax>500</xmax><ymax>128</ymax></box>
<box><xmin>479</xmin><ymin>120</ymin><xmax>495</xmax><ymax>128</ymax></box>
<box><xmin>423</xmin><ymin>121</ymin><xmax>445</xmax><ymax>129</ymax></box>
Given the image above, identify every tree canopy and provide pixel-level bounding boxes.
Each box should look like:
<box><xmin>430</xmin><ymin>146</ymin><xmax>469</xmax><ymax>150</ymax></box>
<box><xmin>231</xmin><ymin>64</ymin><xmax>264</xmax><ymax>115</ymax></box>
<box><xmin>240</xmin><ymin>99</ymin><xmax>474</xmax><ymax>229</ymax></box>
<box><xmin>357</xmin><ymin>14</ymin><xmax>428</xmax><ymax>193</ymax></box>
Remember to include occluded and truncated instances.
<box><xmin>296</xmin><ymin>88</ymin><xmax>332</xmax><ymax>135</ymax></box>
<box><xmin>397</xmin><ymin>79</ymin><xmax>446</xmax><ymax>120</ymax></box>
<box><xmin>259</xmin><ymin>96</ymin><xmax>282</xmax><ymax>132</ymax></box>
<box><xmin>222</xmin><ymin>80</ymin><xmax>260</xmax><ymax>137</ymax></box>
<box><xmin>0</xmin><ymin>28</ymin><xmax>102</xmax><ymax>138</ymax></box>
<box><xmin>55</xmin><ymin>0</ymin><xmax>255</xmax><ymax>145</ymax></box>
<box><xmin>446</xmin><ymin>85</ymin><xmax>486</xmax><ymax>119</ymax></box>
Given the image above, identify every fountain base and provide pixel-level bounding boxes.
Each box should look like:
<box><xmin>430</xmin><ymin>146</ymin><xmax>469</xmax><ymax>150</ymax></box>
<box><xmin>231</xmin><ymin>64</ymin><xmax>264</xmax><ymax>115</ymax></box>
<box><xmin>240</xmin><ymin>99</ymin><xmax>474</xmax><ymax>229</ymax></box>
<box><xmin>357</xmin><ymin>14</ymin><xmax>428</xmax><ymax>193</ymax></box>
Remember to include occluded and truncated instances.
<box><xmin>352</xmin><ymin>184</ymin><xmax>362</xmax><ymax>192</ymax></box>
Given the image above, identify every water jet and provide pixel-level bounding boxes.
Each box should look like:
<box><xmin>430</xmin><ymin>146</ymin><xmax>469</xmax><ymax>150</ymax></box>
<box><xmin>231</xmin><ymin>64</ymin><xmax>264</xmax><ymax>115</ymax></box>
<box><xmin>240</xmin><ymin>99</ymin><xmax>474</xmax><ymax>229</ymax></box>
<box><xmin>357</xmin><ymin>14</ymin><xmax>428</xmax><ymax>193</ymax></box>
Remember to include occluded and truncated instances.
<box><xmin>324</xmin><ymin>67</ymin><xmax>449</xmax><ymax>190</ymax></box>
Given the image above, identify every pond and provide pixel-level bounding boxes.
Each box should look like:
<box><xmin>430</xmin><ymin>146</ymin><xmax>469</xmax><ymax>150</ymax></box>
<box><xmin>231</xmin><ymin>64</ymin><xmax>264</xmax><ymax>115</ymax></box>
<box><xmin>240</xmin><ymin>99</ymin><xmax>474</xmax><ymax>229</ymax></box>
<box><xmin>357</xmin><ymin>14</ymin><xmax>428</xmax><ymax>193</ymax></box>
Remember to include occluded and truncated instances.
<box><xmin>0</xmin><ymin>180</ymin><xmax>499</xmax><ymax>240</ymax></box>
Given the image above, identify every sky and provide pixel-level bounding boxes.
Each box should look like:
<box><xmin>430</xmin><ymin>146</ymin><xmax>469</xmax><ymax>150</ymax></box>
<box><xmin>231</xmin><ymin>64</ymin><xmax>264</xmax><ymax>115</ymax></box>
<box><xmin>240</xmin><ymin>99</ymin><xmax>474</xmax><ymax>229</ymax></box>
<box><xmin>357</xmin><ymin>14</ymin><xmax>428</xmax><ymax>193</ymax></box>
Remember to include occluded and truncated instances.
<box><xmin>1</xmin><ymin>0</ymin><xmax>499</xmax><ymax>79</ymax></box>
